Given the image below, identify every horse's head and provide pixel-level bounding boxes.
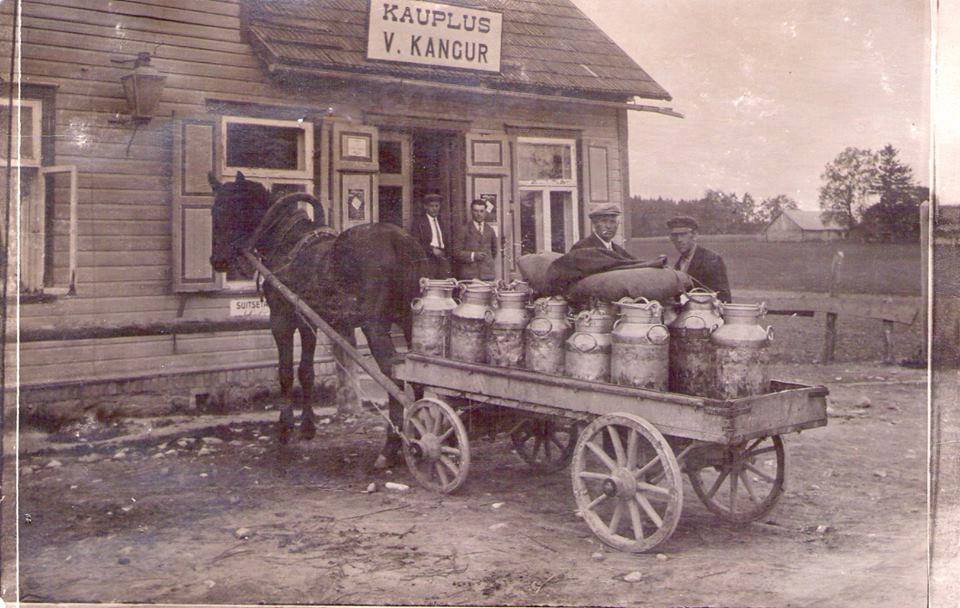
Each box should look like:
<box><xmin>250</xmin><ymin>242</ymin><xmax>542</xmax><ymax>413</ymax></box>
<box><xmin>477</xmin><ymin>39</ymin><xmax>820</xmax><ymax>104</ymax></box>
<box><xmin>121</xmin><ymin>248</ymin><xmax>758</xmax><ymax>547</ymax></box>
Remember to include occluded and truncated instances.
<box><xmin>209</xmin><ymin>172</ymin><xmax>272</xmax><ymax>273</ymax></box>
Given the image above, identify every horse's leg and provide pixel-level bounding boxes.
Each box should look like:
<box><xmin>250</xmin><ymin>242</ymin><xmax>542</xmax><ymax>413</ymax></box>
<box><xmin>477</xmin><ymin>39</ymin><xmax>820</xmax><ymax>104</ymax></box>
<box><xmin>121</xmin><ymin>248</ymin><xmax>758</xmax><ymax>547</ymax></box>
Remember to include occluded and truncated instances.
<box><xmin>297</xmin><ymin>321</ymin><xmax>318</xmax><ymax>440</ymax></box>
<box><xmin>271</xmin><ymin>307</ymin><xmax>297</xmax><ymax>444</ymax></box>
<box><xmin>362</xmin><ymin>321</ymin><xmax>405</xmax><ymax>468</ymax></box>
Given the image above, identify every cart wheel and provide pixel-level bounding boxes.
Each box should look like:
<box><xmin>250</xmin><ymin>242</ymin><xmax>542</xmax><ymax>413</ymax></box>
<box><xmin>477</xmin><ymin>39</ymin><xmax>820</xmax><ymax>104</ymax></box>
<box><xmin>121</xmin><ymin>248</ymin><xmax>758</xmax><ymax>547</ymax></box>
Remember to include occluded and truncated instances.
<box><xmin>510</xmin><ymin>419</ymin><xmax>578</xmax><ymax>473</ymax></box>
<box><xmin>571</xmin><ymin>413</ymin><xmax>683</xmax><ymax>553</ymax></box>
<box><xmin>688</xmin><ymin>435</ymin><xmax>786</xmax><ymax>524</ymax></box>
<box><xmin>402</xmin><ymin>398</ymin><xmax>471</xmax><ymax>494</ymax></box>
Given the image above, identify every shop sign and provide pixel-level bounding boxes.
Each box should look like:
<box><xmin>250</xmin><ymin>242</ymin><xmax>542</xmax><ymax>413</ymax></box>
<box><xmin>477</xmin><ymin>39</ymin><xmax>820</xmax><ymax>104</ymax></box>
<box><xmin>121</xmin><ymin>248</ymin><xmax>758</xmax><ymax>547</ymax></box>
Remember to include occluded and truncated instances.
<box><xmin>229</xmin><ymin>298</ymin><xmax>270</xmax><ymax>318</ymax></box>
<box><xmin>367</xmin><ymin>0</ymin><xmax>502</xmax><ymax>73</ymax></box>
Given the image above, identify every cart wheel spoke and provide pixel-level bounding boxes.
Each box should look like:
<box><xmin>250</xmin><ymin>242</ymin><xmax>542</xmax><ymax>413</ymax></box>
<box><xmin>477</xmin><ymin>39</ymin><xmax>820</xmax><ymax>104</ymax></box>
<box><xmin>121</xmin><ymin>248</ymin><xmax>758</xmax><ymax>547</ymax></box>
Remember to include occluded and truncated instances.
<box><xmin>636</xmin><ymin>493</ymin><xmax>663</xmax><ymax>528</ymax></box>
<box><xmin>409</xmin><ymin>416</ymin><xmax>428</xmax><ymax>437</ymax></box>
<box><xmin>608</xmin><ymin>501</ymin><xmax>624</xmax><ymax>535</ymax></box>
<box><xmin>572</xmin><ymin>414</ymin><xmax>682</xmax><ymax>553</ymax></box>
<box><xmin>585</xmin><ymin>438</ymin><xmax>618</xmax><ymax>472</ymax></box>
<box><xmin>585</xmin><ymin>493</ymin><xmax>608</xmax><ymax>512</ymax></box>
<box><xmin>439</xmin><ymin>445</ymin><xmax>460</xmax><ymax>456</ymax></box>
<box><xmin>739</xmin><ymin>470</ymin><xmax>760</xmax><ymax>504</ymax></box>
<box><xmin>627</xmin><ymin>499</ymin><xmax>645</xmax><ymax>540</ymax></box>
<box><xmin>728</xmin><ymin>472</ymin><xmax>739</xmax><ymax>513</ymax></box>
<box><xmin>688</xmin><ymin>435</ymin><xmax>786</xmax><ymax>524</ymax></box>
<box><xmin>743</xmin><ymin>462</ymin><xmax>776</xmax><ymax>484</ymax></box>
<box><xmin>607</xmin><ymin>426</ymin><xmax>627</xmax><ymax>465</ymax></box>
<box><xmin>626</xmin><ymin>429</ymin><xmax>639</xmax><ymax>469</ymax></box>
<box><xmin>435</xmin><ymin>461</ymin><xmax>450</xmax><ymax>485</ymax></box>
<box><xmin>438</xmin><ymin>426</ymin><xmax>454</xmax><ymax>443</ymax></box>
<box><xmin>705</xmin><ymin>469</ymin><xmax>730</xmax><ymax>500</ymax></box>
<box><xmin>636</xmin><ymin>481</ymin><xmax>671</xmax><ymax>496</ymax></box>
<box><xmin>439</xmin><ymin>454</ymin><xmax>459</xmax><ymax>476</ymax></box>
<box><xmin>577</xmin><ymin>471</ymin><xmax>611</xmax><ymax>482</ymax></box>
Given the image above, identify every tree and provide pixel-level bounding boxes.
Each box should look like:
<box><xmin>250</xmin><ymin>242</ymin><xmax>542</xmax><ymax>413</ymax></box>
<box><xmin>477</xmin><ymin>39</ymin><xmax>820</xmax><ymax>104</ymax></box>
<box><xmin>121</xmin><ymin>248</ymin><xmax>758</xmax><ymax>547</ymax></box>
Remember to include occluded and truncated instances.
<box><xmin>818</xmin><ymin>147</ymin><xmax>879</xmax><ymax>228</ymax></box>
<box><xmin>755</xmin><ymin>194</ymin><xmax>799</xmax><ymax>225</ymax></box>
<box><xmin>875</xmin><ymin>144</ymin><xmax>915</xmax><ymax>206</ymax></box>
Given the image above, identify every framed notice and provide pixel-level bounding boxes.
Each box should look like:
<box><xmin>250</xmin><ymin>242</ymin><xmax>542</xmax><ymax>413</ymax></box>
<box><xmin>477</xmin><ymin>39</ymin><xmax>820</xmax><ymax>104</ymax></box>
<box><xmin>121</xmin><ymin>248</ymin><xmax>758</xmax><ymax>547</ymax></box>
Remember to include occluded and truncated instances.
<box><xmin>341</xmin><ymin>133</ymin><xmax>372</xmax><ymax>161</ymax></box>
<box><xmin>341</xmin><ymin>173</ymin><xmax>374</xmax><ymax>227</ymax></box>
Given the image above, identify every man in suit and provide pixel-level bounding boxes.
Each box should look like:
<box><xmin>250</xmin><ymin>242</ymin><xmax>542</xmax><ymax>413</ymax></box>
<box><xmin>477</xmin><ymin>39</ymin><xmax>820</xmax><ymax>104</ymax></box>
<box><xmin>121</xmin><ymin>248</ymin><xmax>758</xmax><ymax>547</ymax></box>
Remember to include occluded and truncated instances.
<box><xmin>452</xmin><ymin>199</ymin><xmax>498</xmax><ymax>281</ymax></box>
<box><xmin>667</xmin><ymin>215</ymin><xmax>732</xmax><ymax>302</ymax></box>
<box><xmin>409</xmin><ymin>192</ymin><xmax>451</xmax><ymax>278</ymax></box>
<box><xmin>571</xmin><ymin>205</ymin><xmax>634</xmax><ymax>258</ymax></box>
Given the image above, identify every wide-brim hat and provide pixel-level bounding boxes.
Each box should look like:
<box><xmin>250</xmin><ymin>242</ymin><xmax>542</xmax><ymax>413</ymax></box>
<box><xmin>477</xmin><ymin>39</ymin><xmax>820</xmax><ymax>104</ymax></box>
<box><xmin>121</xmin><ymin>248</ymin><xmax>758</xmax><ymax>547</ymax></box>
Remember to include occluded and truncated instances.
<box><xmin>588</xmin><ymin>204</ymin><xmax>621</xmax><ymax>219</ymax></box>
<box><xmin>667</xmin><ymin>215</ymin><xmax>699</xmax><ymax>232</ymax></box>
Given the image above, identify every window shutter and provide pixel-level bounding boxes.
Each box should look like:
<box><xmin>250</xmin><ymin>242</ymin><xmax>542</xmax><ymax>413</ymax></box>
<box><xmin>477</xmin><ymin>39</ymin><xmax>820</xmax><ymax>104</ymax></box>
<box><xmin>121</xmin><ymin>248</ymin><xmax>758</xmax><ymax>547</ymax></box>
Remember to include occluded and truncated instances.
<box><xmin>172</xmin><ymin>118</ymin><xmax>222</xmax><ymax>292</ymax></box>
<box><xmin>465</xmin><ymin>131</ymin><xmax>511</xmax><ymax>277</ymax></box>
<box><xmin>584</xmin><ymin>141</ymin><xmax>613</xmax><ymax>205</ymax></box>
<box><xmin>331</xmin><ymin>122</ymin><xmax>379</xmax><ymax>232</ymax></box>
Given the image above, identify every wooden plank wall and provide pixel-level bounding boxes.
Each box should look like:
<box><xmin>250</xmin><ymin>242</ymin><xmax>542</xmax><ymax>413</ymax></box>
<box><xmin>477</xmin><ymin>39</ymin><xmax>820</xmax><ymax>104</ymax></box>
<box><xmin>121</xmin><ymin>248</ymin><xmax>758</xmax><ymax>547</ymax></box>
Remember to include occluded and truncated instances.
<box><xmin>1</xmin><ymin>0</ymin><xmax>625</xmax><ymax>389</ymax></box>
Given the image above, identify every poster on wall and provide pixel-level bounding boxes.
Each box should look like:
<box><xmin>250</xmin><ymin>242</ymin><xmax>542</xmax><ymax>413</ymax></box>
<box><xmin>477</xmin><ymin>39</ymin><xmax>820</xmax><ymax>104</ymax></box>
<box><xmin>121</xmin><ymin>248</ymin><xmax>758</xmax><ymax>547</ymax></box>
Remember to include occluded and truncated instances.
<box><xmin>478</xmin><ymin>193</ymin><xmax>497</xmax><ymax>223</ymax></box>
<box><xmin>347</xmin><ymin>189</ymin><xmax>366</xmax><ymax>220</ymax></box>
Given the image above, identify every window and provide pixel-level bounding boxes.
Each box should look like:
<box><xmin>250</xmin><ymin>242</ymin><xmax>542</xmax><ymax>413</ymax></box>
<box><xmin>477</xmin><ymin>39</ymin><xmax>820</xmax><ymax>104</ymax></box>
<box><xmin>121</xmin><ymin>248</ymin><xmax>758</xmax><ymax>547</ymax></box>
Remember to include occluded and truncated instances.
<box><xmin>1</xmin><ymin>98</ymin><xmax>78</xmax><ymax>297</ymax></box>
<box><xmin>517</xmin><ymin>137</ymin><xmax>579</xmax><ymax>254</ymax></box>
<box><xmin>1</xmin><ymin>99</ymin><xmax>42</xmax><ymax>167</ymax></box>
<box><xmin>221</xmin><ymin>116</ymin><xmax>313</xmax><ymax>180</ymax></box>
<box><xmin>219</xmin><ymin>117</ymin><xmax>315</xmax><ymax>289</ymax></box>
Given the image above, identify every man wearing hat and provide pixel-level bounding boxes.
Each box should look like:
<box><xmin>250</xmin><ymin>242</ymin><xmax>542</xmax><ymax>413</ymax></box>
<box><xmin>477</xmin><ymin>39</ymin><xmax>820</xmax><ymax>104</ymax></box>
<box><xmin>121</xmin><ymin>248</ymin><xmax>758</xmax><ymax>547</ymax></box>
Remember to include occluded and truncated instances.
<box><xmin>571</xmin><ymin>204</ymin><xmax>635</xmax><ymax>260</ymax></box>
<box><xmin>410</xmin><ymin>192</ymin><xmax>452</xmax><ymax>277</ymax></box>
<box><xmin>667</xmin><ymin>215</ymin><xmax>731</xmax><ymax>302</ymax></box>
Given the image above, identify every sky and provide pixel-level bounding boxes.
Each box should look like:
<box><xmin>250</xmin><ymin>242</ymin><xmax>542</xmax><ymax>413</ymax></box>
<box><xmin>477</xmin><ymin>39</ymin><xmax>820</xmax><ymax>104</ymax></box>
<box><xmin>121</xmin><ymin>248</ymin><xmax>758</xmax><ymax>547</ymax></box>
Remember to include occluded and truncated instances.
<box><xmin>570</xmin><ymin>0</ymin><xmax>931</xmax><ymax>209</ymax></box>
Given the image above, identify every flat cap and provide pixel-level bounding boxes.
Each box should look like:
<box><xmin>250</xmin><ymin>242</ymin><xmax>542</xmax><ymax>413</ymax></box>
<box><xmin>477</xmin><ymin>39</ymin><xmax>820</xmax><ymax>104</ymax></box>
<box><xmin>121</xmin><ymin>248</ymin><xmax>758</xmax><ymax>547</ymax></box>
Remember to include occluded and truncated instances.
<box><xmin>588</xmin><ymin>204</ymin><xmax>622</xmax><ymax>219</ymax></box>
<box><xmin>423</xmin><ymin>193</ymin><xmax>443</xmax><ymax>203</ymax></box>
<box><xmin>666</xmin><ymin>215</ymin><xmax>699</xmax><ymax>231</ymax></box>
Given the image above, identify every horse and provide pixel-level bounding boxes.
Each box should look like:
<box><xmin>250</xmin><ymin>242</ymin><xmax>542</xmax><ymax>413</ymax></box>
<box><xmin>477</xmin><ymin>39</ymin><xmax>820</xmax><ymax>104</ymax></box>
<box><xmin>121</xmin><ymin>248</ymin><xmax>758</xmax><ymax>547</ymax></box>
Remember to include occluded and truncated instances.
<box><xmin>209</xmin><ymin>172</ymin><xmax>428</xmax><ymax>466</ymax></box>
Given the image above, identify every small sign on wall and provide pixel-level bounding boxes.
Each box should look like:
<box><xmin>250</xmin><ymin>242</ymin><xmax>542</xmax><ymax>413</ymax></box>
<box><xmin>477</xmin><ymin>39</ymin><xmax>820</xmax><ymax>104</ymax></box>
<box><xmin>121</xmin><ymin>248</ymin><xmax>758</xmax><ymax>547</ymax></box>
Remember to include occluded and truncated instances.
<box><xmin>367</xmin><ymin>0</ymin><xmax>502</xmax><ymax>73</ymax></box>
<box><xmin>230</xmin><ymin>298</ymin><xmax>270</xmax><ymax>318</ymax></box>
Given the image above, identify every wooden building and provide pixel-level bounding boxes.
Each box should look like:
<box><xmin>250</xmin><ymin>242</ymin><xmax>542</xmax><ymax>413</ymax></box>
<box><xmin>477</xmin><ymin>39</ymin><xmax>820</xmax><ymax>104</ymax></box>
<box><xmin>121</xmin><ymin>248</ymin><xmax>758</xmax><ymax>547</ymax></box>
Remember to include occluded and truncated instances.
<box><xmin>2</xmin><ymin>0</ymin><xmax>673</xmax><ymax>399</ymax></box>
<box><xmin>764</xmin><ymin>209</ymin><xmax>847</xmax><ymax>242</ymax></box>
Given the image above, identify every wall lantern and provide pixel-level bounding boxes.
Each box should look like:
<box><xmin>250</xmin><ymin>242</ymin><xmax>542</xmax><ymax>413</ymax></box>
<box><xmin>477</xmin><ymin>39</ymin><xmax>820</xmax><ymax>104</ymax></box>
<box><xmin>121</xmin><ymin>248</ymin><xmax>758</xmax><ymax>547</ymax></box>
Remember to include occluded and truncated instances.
<box><xmin>117</xmin><ymin>52</ymin><xmax>166</xmax><ymax>124</ymax></box>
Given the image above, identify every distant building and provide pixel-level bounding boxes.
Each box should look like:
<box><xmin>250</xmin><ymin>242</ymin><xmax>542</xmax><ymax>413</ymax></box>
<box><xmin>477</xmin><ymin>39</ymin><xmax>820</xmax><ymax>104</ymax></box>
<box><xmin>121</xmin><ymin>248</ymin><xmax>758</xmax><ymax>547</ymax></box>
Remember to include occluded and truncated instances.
<box><xmin>764</xmin><ymin>209</ymin><xmax>847</xmax><ymax>242</ymax></box>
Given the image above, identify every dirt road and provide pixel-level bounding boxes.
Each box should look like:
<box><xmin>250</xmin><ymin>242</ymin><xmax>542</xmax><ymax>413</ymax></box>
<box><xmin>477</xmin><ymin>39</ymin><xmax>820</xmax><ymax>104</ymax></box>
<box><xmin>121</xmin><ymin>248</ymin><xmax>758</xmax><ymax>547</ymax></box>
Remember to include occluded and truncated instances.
<box><xmin>11</xmin><ymin>363</ymin><xmax>934</xmax><ymax>606</ymax></box>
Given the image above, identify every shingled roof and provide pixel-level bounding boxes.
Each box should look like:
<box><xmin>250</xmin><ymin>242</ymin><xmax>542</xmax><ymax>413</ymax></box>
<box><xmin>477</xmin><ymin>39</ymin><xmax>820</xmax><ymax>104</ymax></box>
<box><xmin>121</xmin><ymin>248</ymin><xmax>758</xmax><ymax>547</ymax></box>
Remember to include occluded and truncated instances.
<box><xmin>242</xmin><ymin>0</ymin><xmax>671</xmax><ymax>101</ymax></box>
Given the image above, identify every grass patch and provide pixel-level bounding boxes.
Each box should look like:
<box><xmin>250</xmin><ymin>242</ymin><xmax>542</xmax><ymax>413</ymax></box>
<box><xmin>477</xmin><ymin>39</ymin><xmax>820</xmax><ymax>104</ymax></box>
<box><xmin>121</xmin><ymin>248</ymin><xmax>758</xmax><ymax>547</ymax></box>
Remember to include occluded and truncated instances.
<box><xmin>626</xmin><ymin>238</ymin><xmax>921</xmax><ymax>296</ymax></box>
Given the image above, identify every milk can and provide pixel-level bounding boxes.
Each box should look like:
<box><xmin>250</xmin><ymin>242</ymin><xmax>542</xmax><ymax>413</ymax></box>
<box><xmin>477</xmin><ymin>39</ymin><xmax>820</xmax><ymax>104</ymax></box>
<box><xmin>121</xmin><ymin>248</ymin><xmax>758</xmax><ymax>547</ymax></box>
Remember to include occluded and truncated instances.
<box><xmin>564</xmin><ymin>305</ymin><xmax>615</xmax><ymax>382</ymax></box>
<box><xmin>668</xmin><ymin>288</ymin><xmax>724</xmax><ymax>397</ymax></box>
<box><xmin>411</xmin><ymin>278</ymin><xmax>459</xmax><ymax>356</ymax></box>
<box><xmin>524</xmin><ymin>297</ymin><xmax>571</xmax><ymax>374</ymax></box>
<box><xmin>486</xmin><ymin>286</ymin><xmax>530</xmax><ymax>368</ymax></box>
<box><xmin>611</xmin><ymin>298</ymin><xmax>670</xmax><ymax>390</ymax></box>
<box><xmin>712</xmin><ymin>302</ymin><xmax>773</xmax><ymax>399</ymax></box>
<box><xmin>450</xmin><ymin>280</ymin><xmax>496</xmax><ymax>363</ymax></box>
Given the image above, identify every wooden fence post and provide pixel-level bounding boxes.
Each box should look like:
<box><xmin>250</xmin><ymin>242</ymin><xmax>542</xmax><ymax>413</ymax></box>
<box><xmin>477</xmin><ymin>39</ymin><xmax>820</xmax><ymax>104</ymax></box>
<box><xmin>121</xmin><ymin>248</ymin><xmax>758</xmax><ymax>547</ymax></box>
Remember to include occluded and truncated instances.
<box><xmin>822</xmin><ymin>251</ymin><xmax>844</xmax><ymax>363</ymax></box>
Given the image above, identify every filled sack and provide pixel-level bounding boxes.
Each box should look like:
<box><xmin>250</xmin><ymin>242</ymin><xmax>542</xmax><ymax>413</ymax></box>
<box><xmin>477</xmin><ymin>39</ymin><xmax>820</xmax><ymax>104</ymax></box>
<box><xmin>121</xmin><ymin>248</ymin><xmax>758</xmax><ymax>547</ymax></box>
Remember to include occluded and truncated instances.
<box><xmin>566</xmin><ymin>267</ymin><xmax>693</xmax><ymax>305</ymax></box>
<box><xmin>516</xmin><ymin>252</ymin><xmax>562</xmax><ymax>295</ymax></box>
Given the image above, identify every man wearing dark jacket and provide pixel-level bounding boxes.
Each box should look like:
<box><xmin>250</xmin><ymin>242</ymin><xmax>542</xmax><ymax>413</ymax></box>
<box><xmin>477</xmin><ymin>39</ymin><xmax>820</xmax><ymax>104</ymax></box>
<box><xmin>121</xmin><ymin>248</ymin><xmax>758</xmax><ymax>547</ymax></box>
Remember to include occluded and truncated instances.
<box><xmin>409</xmin><ymin>192</ymin><xmax>451</xmax><ymax>278</ymax></box>
<box><xmin>452</xmin><ymin>199</ymin><xmax>498</xmax><ymax>281</ymax></box>
<box><xmin>571</xmin><ymin>204</ymin><xmax>635</xmax><ymax>260</ymax></box>
<box><xmin>667</xmin><ymin>215</ymin><xmax>732</xmax><ymax>302</ymax></box>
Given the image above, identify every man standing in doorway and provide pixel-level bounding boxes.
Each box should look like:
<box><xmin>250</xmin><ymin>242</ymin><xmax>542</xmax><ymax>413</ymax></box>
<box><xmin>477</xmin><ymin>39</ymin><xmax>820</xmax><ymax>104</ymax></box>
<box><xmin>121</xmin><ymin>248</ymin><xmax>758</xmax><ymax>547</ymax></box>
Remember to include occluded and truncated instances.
<box><xmin>410</xmin><ymin>192</ymin><xmax>451</xmax><ymax>278</ymax></box>
<box><xmin>453</xmin><ymin>199</ymin><xmax>498</xmax><ymax>281</ymax></box>
<box><xmin>667</xmin><ymin>215</ymin><xmax>732</xmax><ymax>302</ymax></box>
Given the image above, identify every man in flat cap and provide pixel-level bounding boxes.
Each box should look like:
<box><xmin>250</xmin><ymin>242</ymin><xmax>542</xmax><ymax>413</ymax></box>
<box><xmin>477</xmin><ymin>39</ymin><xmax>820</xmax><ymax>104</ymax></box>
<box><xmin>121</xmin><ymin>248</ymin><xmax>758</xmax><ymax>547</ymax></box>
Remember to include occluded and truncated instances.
<box><xmin>571</xmin><ymin>204</ymin><xmax>634</xmax><ymax>259</ymax></box>
<box><xmin>410</xmin><ymin>192</ymin><xmax>452</xmax><ymax>278</ymax></box>
<box><xmin>667</xmin><ymin>215</ymin><xmax>731</xmax><ymax>302</ymax></box>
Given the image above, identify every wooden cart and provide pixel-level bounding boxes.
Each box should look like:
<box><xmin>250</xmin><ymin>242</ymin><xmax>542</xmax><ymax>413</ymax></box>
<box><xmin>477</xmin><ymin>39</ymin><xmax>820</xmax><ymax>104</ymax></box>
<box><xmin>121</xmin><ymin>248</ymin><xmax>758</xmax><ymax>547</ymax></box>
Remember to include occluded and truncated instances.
<box><xmin>394</xmin><ymin>353</ymin><xmax>828</xmax><ymax>553</ymax></box>
<box><xmin>246</xmin><ymin>253</ymin><xmax>828</xmax><ymax>553</ymax></box>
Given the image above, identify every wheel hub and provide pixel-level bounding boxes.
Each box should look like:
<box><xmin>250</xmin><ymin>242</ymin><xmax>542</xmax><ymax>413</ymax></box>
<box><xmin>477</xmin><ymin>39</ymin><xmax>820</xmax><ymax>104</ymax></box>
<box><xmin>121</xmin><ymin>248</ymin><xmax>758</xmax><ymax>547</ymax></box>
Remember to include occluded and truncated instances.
<box><xmin>603</xmin><ymin>467</ymin><xmax>638</xmax><ymax>498</ymax></box>
<box><xmin>416</xmin><ymin>433</ymin><xmax>442</xmax><ymax>461</ymax></box>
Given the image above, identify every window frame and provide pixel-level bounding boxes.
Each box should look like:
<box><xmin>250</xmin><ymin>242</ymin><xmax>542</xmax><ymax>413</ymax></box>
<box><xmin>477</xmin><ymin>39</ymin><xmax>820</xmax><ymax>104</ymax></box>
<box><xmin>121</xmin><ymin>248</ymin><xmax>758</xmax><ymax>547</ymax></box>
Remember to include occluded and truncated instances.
<box><xmin>220</xmin><ymin>116</ymin><xmax>314</xmax><ymax>181</ymax></box>
<box><xmin>1</xmin><ymin>98</ymin><xmax>43</xmax><ymax>167</ymax></box>
<box><xmin>516</xmin><ymin>136</ymin><xmax>580</xmax><ymax>253</ymax></box>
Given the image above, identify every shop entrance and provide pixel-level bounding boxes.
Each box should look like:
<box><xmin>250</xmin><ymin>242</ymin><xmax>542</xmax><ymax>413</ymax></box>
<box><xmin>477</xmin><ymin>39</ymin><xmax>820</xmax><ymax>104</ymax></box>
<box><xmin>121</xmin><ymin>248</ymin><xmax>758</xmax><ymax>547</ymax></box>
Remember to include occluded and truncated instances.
<box><xmin>377</xmin><ymin>128</ymin><xmax>463</xmax><ymax>236</ymax></box>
